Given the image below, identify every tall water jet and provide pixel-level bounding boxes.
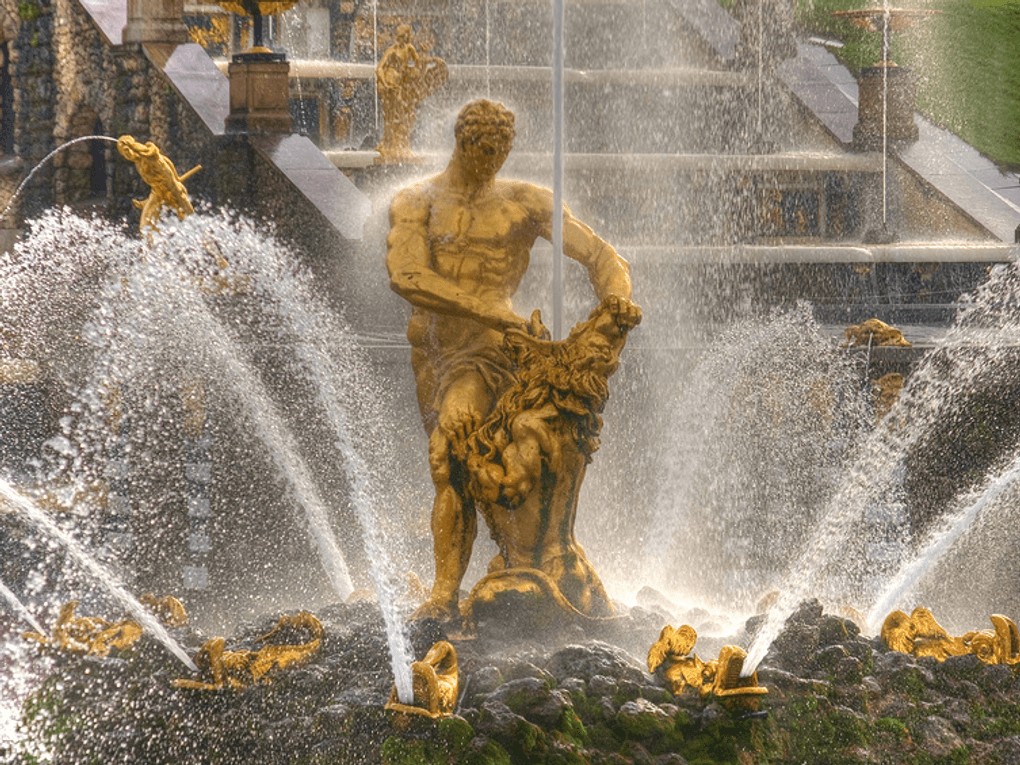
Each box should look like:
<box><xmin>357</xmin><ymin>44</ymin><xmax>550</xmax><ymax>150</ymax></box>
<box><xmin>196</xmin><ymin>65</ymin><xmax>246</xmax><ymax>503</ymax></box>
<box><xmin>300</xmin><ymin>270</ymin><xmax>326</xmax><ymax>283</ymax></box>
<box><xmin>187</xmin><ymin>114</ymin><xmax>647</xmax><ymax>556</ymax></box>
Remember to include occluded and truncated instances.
<box><xmin>0</xmin><ymin>578</ymin><xmax>44</xmax><ymax>634</ymax></box>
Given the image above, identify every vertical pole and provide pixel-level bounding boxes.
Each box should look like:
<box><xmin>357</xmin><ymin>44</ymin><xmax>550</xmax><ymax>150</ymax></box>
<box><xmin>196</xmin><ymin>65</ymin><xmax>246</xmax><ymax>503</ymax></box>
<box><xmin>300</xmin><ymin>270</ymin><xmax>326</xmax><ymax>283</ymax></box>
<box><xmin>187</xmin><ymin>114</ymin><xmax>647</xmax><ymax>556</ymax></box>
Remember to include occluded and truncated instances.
<box><xmin>552</xmin><ymin>0</ymin><xmax>565</xmax><ymax>340</ymax></box>
<box><xmin>485</xmin><ymin>0</ymin><xmax>491</xmax><ymax>98</ymax></box>
<box><xmin>373</xmin><ymin>0</ymin><xmax>379</xmax><ymax>133</ymax></box>
<box><xmin>881</xmin><ymin>6</ymin><xmax>889</xmax><ymax>227</ymax></box>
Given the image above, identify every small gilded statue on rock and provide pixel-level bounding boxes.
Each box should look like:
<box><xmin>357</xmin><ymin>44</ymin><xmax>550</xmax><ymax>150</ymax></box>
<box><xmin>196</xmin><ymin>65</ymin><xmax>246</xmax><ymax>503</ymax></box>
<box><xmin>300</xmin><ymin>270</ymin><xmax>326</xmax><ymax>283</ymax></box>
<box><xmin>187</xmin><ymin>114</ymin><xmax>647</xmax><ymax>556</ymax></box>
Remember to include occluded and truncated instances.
<box><xmin>386</xmin><ymin>99</ymin><xmax>641</xmax><ymax>626</ymax></box>
<box><xmin>375</xmin><ymin>24</ymin><xmax>448</xmax><ymax>163</ymax></box>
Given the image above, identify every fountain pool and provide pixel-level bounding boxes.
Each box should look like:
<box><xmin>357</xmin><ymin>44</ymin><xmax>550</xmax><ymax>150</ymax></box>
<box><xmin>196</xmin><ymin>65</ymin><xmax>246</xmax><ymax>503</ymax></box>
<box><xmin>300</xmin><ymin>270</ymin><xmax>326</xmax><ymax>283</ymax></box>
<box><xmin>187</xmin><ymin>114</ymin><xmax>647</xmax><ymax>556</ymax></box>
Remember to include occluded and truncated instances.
<box><xmin>2</xmin><ymin>0</ymin><xmax>1020</xmax><ymax>762</ymax></box>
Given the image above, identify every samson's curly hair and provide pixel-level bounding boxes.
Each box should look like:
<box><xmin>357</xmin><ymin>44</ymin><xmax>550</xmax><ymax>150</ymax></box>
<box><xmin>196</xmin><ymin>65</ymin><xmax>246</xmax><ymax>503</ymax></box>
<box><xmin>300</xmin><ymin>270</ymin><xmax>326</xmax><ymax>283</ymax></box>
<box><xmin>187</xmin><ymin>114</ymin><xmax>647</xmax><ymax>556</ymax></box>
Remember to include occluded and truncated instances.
<box><xmin>454</xmin><ymin>99</ymin><xmax>516</xmax><ymax>148</ymax></box>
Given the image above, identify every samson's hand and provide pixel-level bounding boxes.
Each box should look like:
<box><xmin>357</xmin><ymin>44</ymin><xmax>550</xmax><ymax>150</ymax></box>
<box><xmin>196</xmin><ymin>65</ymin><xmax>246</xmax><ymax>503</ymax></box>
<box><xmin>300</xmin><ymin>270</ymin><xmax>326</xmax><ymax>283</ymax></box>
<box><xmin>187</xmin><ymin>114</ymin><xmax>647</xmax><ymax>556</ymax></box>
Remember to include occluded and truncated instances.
<box><xmin>606</xmin><ymin>295</ymin><xmax>642</xmax><ymax>331</ymax></box>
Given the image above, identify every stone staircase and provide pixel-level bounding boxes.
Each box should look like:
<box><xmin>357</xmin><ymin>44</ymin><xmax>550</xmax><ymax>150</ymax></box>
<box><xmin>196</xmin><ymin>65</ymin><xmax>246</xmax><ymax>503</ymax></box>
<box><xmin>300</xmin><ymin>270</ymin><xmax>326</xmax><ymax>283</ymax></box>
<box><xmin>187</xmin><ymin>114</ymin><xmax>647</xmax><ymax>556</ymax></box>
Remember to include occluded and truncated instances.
<box><xmin>295</xmin><ymin>0</ymin><xmax>1020</xmax><ymax>359</ymax></box>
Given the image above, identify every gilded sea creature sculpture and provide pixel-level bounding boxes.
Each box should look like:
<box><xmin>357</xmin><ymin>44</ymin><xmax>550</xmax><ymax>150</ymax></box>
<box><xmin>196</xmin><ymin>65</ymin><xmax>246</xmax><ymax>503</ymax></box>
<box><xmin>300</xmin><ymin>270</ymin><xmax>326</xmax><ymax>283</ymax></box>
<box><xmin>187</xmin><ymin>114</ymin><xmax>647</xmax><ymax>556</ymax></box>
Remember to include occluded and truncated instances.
<box><xmin>172</xmin><ymin>611</ymin><xmax>324</xmax><ymax>690</ymax></box>
<box><xmin>386</xmin><ymin>99</ymin><xmax>640</xmax><ymax>624</ymax></box>
<box><xmin>647</xmin><ymin>625</ymin><xmax>769</xmax><ymax>710</ymax></box>
<box><xmin>22</xmin><ymin>600</ymin><xmax>143</xmax><ymax>656</ymax></box>
<box><xmin>386</xmin><ymin>640</ymin><xmax>459</xmax><ymax>719</ymax></box>
<box><xmin>116</xmin><ymin>135</ymin><xmax>201</xmax><ymax>233</ymax></box>
<box><xmin>842</xmin><ymin>318</ymin><xmax>911</xmax><ymax>348</ymax></box>
<box><xmin>374</xmin><ymin>24</ymin><xmax>448</xmax><ymax>163</ymax></box>
<box><xmin>881</xmin><ymin>607</ymin><xmax>1020</xmax><ymax>665</ymax></box>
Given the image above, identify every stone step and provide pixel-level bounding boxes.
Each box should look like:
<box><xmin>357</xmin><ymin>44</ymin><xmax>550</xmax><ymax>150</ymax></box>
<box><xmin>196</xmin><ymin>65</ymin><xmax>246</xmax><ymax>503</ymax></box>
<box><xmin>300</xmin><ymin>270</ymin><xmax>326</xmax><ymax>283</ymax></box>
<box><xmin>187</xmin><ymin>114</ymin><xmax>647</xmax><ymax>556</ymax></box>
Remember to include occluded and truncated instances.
<box><xmin>335</xmin><ymin>150</ymin><xmax>883</xmax><ymax>244</ymax></box>
<box><xmin>282</xmin><ymin>61</ymin><xmax>794</xmax><ymax>154</ymax></box>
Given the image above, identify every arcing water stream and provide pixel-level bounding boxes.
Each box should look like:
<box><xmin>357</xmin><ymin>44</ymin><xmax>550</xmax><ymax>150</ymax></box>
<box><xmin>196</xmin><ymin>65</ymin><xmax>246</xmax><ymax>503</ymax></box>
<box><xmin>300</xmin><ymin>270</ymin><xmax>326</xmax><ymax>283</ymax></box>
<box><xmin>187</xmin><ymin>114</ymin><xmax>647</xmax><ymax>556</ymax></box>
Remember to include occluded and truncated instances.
<box><xmin>744</xmin><ymin>261</ymin><xmax>1020</xmax><ymax>674</ymax></box>
<box><xmin>0</xmin><ymin>578</ymin><xmax>44</xmax><ymax>634</ymax></box>
<box><xmin>2</xmin><ymin>207</ymin><xmax>415</xmax><ymax>702</ymax></box>
<box><xmin>0</xmin><ymin>476</ymin><xmax>197</xmax><ymax>670</ymax></box>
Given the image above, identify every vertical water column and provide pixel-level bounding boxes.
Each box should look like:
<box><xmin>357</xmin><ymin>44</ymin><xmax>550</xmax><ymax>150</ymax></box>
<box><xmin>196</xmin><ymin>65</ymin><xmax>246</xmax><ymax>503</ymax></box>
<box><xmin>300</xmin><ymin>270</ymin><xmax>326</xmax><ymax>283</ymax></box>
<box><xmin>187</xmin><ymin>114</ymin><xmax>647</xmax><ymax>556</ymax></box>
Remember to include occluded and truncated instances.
<box><xmin>551</xmin><ymin>0</ymin><xmax>564</xmax><ymax>340</ymax></box>
<box><xmin>99</xmin><ymin>387</ymin><xmax>135</xmax><ymax>585</ymax></box>
<box><xmin>181</xmin><ymin>379</ymin><xmax>212</xmax><ymax>592</ymax></box>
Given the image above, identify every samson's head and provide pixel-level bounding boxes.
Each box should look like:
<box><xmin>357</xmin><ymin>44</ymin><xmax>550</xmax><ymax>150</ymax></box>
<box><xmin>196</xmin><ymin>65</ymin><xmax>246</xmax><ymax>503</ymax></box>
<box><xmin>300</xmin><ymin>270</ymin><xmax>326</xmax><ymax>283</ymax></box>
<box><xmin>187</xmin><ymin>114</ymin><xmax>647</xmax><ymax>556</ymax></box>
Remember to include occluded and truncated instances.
<box><xmin>453</xmin><ymin>100</ymin><xmax>515</xmax><ymax>181</ymax></box>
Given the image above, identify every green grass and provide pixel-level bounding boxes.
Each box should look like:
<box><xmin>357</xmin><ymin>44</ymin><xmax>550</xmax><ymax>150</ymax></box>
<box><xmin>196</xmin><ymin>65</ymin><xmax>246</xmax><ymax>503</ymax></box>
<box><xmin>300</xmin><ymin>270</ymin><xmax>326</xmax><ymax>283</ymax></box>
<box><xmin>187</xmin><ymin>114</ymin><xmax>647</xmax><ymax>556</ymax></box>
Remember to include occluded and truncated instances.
<box><xmin>795</xmin><ymin>0</ymin><xmax>1020</xmax><ymax>168</ymax></box>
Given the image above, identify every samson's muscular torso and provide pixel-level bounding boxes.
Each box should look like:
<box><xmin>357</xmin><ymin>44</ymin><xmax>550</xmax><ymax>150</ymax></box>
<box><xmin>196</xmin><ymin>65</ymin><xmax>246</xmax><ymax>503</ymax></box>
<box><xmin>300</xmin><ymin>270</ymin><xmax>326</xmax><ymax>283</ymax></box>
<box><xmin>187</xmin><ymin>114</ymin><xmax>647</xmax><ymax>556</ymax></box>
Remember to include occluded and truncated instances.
<box><xmin>388</xmin><ymin>174</ymin><xmax>629</xmax><ymax>358</ymax></box>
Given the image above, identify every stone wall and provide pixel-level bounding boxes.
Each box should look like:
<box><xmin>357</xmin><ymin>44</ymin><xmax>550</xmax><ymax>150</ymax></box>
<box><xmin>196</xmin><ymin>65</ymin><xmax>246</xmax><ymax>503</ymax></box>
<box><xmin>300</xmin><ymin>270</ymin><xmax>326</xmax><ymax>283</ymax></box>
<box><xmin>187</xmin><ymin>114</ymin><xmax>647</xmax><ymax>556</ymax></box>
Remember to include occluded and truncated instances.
<box><xmin>2</xmin><ymin>0</ymin><xmax>218</xmax><ymax>224</ymax></box>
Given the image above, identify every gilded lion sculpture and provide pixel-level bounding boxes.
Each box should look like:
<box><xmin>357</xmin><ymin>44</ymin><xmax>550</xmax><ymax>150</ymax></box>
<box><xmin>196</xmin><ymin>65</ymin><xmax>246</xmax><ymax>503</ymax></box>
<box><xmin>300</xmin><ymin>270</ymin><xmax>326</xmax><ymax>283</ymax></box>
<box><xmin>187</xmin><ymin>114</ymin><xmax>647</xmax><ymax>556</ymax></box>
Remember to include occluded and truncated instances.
<box><xmin>462</xmin><ymin>297</ymin><xmax>639</xmax><ymax>625</ymax></box>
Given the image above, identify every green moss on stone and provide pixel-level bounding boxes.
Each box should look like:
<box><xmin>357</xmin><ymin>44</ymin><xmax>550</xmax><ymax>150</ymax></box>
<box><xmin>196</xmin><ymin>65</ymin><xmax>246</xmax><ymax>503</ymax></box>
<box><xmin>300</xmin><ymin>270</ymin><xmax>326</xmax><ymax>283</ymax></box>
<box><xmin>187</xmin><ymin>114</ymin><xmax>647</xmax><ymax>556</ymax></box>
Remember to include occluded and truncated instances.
<box><xmin>874</xmin><ymin>716</ymin><xmax>909</xmax><ymax>739</ymax></box>
<box><xmin>439</xmin><ymin>716</ymin><xmax>475</xmax><ymax>753</ymax></box>
<box><xmin>557</xmin><ymin>708</ymin><xmax>588</xmax><ymax>748</ymax></box>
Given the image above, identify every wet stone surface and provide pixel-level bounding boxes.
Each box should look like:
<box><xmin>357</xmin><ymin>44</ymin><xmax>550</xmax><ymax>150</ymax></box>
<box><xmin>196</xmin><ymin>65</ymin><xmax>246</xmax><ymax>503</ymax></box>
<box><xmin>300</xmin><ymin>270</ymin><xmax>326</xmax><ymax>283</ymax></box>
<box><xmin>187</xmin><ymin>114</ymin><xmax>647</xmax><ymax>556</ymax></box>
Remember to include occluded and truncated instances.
<box><xmin>10</xmin><ymin>598</ymin><xmax>1020</xmax><ymax>764</ymax></box>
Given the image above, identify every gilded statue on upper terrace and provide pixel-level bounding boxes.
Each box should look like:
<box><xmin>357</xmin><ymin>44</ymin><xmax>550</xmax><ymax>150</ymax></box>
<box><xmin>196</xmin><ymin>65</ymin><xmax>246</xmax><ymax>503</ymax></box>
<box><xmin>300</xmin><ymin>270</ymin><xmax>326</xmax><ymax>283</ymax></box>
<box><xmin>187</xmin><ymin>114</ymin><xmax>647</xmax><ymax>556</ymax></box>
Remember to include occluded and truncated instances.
<box><xmin>375</xmin><ymin>24</ymin><xmax>448</xmax><ymax>163</ymax></box>
<box><xmin>386</xmin><ymin>99</ymin><xmax>641</xmax><ymax>625</ymax></box>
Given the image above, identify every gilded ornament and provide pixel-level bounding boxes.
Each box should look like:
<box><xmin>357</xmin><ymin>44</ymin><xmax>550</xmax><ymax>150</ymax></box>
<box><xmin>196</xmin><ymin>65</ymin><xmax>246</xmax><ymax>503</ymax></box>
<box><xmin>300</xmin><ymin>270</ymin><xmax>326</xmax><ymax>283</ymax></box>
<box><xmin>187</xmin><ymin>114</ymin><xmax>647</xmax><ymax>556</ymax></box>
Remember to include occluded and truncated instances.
<box><xmin>843</xmin><ymin>318</ymin><xmax>911</xmax><ymax>348</ymax></box>
<box><xmin>647</xmin><ymin>624</ymin><xmax>768</xmax><ymax>710</ymax></box>
<box><xmin>385</xmin><ymin>640</ymin><xmax>459</xmax><ymax>719</ymax></box>
<box><xmin>22</xmin><ymin>600</ymin><xmax>143</xmax><ymax>656</ymax></box>
<box><xmin>881</xmin><ymin>607</ymin><xmax>1020</xmax><ymax>665</ymax></box>
<box><xmin>172</xmin><ymin>611</ymin><xmax>324</xmax><ymax>690</ymax></box>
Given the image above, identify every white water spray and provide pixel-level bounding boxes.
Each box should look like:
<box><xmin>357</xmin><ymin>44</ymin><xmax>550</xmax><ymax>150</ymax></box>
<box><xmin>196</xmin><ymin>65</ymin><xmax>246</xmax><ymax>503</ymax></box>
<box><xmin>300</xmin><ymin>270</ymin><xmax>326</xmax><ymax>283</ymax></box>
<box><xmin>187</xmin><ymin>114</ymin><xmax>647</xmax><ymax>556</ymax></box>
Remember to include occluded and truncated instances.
<box><xmin>0</xmin><ymin>578</ymin><xmax>45</xmax><ymax>634</ymax></box>
<box><xmin>0</xmin><ymin>477</ymin><xmax>197</xmax><ymax>670</ymax></box>
<box><xmin>866</xmin><ymin>449</ymin><xmax>1020</xmax><ymax>632</ymax></box>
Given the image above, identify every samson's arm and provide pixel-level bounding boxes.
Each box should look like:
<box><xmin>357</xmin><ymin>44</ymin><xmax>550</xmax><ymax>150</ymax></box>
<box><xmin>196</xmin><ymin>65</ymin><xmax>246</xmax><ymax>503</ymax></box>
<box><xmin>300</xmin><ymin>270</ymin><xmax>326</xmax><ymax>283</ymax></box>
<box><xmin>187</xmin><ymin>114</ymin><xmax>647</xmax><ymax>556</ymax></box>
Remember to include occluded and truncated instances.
<box><xmin>525</xmin><ymin>185</ymin><xmax>638</xmax><ymax>315</ymax></box>
<box><xmin>386</xmin><ymin>186</ymin><xmax>527</xmax><ymax>332</ymax></box>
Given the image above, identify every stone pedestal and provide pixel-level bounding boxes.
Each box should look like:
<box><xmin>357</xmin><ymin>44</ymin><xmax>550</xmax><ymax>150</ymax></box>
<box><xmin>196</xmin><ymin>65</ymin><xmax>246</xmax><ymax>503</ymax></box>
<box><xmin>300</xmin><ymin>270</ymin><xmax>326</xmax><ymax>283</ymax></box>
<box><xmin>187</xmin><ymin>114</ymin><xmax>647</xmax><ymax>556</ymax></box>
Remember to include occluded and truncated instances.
<box><xmin>225</xmin><ymin>54</ymin><xmax>293</xmax><ymax>135</ymax></box>
<box><xmin>122</xmin><ymin>0</ymin><xmax>189</xmax><ymax>44</ymax></box>
<box><xmin>853</xmin><ymin>65</ymin><xmax>919</xmax><ymax>151</ymax></box>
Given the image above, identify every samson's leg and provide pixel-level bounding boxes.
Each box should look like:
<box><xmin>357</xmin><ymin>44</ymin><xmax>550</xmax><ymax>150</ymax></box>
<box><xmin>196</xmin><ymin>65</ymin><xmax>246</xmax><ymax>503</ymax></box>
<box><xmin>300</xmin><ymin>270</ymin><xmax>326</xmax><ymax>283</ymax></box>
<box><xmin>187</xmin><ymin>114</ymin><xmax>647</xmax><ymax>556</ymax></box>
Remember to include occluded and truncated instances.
<box><xmin>415</xmin><ymin>372</ymin><xmax>491</xmax><ymax>621</ymax></box>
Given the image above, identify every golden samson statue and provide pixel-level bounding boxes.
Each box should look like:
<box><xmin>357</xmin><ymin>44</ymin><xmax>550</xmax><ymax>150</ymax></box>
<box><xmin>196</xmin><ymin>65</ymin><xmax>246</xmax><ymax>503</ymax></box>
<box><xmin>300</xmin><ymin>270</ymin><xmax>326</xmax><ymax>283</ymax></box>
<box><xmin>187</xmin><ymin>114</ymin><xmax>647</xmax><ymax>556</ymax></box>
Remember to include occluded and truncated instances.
<box><xmin>386</xmin><ymin>99</ymin><xmax>640</xmax><ymax>625</ymax></box>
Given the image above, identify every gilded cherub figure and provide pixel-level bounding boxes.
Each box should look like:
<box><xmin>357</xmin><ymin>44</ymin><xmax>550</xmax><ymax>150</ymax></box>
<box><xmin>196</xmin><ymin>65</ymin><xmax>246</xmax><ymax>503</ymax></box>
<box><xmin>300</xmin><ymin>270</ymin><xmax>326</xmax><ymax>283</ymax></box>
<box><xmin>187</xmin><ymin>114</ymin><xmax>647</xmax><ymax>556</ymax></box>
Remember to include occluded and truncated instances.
<box><xmin>117</xmin><ymin>135</ymin><xmax>201</xmax><ymax>233</ymax></box>
<box><xmin>374</xmin><ymin>24</ymin><xmax>448</xmax><ymax>162</ymax></box>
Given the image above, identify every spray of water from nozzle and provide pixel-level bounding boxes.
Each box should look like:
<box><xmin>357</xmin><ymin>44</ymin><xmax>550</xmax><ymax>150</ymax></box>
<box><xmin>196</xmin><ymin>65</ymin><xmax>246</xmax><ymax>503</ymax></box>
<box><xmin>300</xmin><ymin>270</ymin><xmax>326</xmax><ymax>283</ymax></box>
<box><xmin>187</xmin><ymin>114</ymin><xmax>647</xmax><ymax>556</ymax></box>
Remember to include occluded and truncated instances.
<box><xmin>0</xmin><ymin>578</ymin><xmax>45</xmax><ymax>634</ymax></box>
<box><xmin>0</xmin><ymin>136</ymin><xmax>120</xmax><ymax>225</ymax></box>
<box><xmin>0</xmin><ymin>478</ymin><xmax>198</xmax><ymax>671</ymax></box>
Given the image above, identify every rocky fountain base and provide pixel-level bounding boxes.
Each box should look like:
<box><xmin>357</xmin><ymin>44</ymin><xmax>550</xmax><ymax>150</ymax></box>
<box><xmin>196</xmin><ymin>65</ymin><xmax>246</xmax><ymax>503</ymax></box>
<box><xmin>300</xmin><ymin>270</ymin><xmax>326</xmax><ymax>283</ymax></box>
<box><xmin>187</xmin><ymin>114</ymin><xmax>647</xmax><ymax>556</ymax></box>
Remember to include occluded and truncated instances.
<box><xmin>10</xmin><ymin>597</ymin><xmax>1020</xmax><ymax>764</ymax></box>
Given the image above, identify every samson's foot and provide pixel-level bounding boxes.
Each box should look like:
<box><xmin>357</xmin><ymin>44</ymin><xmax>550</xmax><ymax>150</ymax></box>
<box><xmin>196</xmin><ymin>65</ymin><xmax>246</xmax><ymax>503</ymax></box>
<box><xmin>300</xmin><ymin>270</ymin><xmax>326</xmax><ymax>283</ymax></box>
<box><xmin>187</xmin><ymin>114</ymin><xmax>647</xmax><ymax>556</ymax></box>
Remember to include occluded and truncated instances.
<box><xmin>411</xmin><ymin>596</ymin><xmax>461</xmax><ymax>625</ymax></box>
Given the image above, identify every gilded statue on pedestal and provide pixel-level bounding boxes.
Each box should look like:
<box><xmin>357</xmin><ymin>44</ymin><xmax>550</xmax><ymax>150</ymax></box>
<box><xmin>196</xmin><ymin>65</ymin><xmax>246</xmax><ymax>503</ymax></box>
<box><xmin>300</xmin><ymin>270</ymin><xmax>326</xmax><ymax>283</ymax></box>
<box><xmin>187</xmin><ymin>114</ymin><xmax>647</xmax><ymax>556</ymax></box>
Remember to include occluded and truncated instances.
<box><xmin>386</xmin><ymin>99</ymin><xmax>641</xmax><ymax>624</ymax></box>
<box><xmin>375</xmin><ymin>24</ymin><xmax>448</xmax><ymax>163</ymax></box>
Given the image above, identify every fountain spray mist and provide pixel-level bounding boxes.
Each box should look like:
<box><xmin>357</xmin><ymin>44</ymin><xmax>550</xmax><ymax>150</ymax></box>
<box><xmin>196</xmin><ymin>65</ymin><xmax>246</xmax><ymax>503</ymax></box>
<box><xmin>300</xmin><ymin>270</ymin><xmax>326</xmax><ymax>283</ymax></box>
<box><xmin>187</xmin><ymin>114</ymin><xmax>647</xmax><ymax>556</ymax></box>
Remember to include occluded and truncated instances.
<box><xmin>866</xmin><ymin>448</ymin><xmax>1020</xmax><ymax>632</ymax></box>
<box><xmin>744</xmin><ymin>262</ymin><xmax>1020</xmax><ymax>675</ymax></box>
<box><xmin>144</xmin><ymin>211</ymin><xmax>416</xmax><ymax>703</ymax></box>
<box><xmin>0</xmin><ymin>577</ymin><xmax>45</xmax><ymax>634</ymax></box>
<box><xmin>0</xmin><ymin>477</ymin><xmax>197</xmax><ymax>670</ymax></box>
